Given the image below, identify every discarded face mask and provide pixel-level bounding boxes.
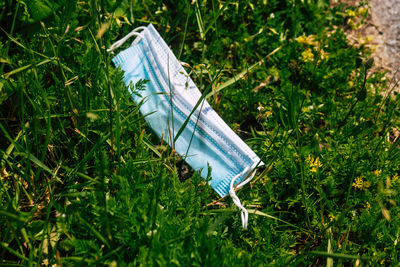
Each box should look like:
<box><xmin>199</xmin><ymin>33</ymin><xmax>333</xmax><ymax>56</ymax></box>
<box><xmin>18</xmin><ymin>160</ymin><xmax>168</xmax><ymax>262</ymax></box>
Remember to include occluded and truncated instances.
<box><xmin>108</xmin><ymin>24</ymin><xmax>263</xmax><ymax>229</ymax></box>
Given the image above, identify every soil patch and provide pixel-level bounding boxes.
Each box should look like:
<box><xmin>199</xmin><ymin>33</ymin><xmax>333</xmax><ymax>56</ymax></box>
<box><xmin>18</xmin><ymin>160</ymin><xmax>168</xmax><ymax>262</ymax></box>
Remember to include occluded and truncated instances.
<box><xmin>342</xmin><ymin>0</ymin><xmax>400</xmax><ymax>87</ymax></box>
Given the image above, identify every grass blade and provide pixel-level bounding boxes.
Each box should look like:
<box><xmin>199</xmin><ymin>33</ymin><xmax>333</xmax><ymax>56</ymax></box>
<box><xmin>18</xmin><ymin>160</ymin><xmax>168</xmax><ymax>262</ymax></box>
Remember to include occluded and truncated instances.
<box><xmin>205</xmin><ymin>46</ymin><xmax>281</xmax><ymax>100</ymax></box>
<box><xmin>0</xmin><ymin>242</ymin><xmax>29</xmax><ymax>262</ymax></box>
<box><xmin>0</xmin><ymin>209</ymin><xmax>29</xmax><ymax>223</ymax></box>
<box><xmin>0</xmin><ymin>122</ymin><xmax>61</xmax><ymax>181</ymax></box>
<box><xmin>194</xmin><ymin>0</ymin><xmax>205</xmax><ymax>40</ymax></box>
<box><xmin>78</xmin><ymin>215</ymin><xmax>110</xmax><ymax>248</ymax></box>
<box><xmin>4</xmin><ymin>58</ymin><xmax>55</xmax><ymax>78</ymax></box>
<box><xmin>247</xmin><ymin>209</ymin><xmax>308</xmax><ymax>232</ymax></box>
<box><xmin>173</xmin><ymin>66</ymin><xmax>224</xmax><ymax>143</ymax></box>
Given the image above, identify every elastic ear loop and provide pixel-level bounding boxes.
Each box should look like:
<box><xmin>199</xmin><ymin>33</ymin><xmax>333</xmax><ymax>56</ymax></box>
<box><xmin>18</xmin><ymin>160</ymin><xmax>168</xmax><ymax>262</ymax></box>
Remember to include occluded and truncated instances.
<box><xmin>229</xmin><ymin>162</ymin><xmax>258</xmax><ymax>230</ymax></box>
<box><xmin>107</xmin><ymin>26</ymin><xmax>147</xmax><ymax>52</ymax></box>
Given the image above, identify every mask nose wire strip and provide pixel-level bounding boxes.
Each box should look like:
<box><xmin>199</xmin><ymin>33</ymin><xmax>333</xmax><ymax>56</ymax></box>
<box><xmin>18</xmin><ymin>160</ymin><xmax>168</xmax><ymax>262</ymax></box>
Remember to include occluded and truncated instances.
<box><xmin>229</xmin><ymin>164</ymin><xmax>258</xmax><ymax>230</ymax></box>
<box><xmin>107</xmin><ymin>26</ymin><xmax>147</xmax><ymax>52</ymax></box>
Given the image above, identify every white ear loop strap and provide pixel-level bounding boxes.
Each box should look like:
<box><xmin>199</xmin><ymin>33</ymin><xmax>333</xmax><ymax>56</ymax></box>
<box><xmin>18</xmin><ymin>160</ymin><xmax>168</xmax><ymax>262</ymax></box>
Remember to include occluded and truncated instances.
<box><xmin>229</xmin><ymin>162</ymin><xmax>258</xmax><ymax>229</ymax></box>
<box><xmin>107</xmin><ymin>26</ymin><xmax>147</xmax><ymax>52</ymax></box>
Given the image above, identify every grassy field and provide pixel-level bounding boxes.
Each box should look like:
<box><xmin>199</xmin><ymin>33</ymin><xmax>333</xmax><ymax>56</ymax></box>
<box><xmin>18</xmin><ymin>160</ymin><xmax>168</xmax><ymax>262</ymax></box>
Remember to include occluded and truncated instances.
<box><xmin>1</xmin><ymin>0</ymin><xmax>400</xmax><ymax>266</ymax></box>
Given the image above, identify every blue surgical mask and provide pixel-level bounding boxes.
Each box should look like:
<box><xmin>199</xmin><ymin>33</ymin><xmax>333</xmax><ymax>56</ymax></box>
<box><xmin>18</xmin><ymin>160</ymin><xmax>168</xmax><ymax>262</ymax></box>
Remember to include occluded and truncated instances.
<box><xmin>108</xmin><ymin>24</ymin><xmax>263</xmax><ymax>229</ymax></box>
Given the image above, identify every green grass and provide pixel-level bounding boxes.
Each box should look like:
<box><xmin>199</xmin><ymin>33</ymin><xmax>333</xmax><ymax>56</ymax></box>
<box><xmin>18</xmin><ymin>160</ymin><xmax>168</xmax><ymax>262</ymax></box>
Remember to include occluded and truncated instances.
<box><xmin>1</xmin><ymin>0</ymin><xmax>400</xmax><ymax>266</ymax></box>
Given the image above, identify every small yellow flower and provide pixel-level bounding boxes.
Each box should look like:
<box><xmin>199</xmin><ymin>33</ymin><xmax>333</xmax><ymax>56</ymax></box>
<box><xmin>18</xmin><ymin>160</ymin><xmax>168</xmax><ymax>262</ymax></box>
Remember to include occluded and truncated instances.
<box><xmin>295</xmin><ymin>34</ymin><xmax>317</xmax><ymax>46</ymax></box>
<box><xmin>374</xmin><ymin>169</ymin><xmax>382</xmax><ymax>176</ymax></box>
<box><xmin>306</xmin><ymin>155</ymin><xmax>323</xmax><ymax>173</ymax></box>
<box><xmin>352</xmin><ymin>176</ymin><xmax>363</xmax><ymax>189</ymax></box>
<box><xmin>328</xmin><ymin>214</ymin><xmax>336</xmax><ymax>222</ymax></box>
<box><xmin>232</xmin><ymin>123</ymin><xmax>240</xmax><ymax>132</ymax></box>
<box><xmin>357</xmin><ymin>7</ymin><xmax>368</xmax><ymax>17</ymax></box>
<box><xmin>314</xmin><ymin>158</ymin><xmax>322</xmax><ymax>168</ymax></box>
<box><xmin>301</xmin><ymin>48</ymin><xmax>314</xmax><ymax>62</ymax></box>
<box><xmin>365</xmin><ymin>202</ymin><xmax>371</xmax><ymax>209</ymax></box>
<box><xmin>301</xmin><ymin>106</ymin><xmax>310</xmax><ymax>113</ymax></box>
<box><xmin>259</xmin><ymin>175</ymin><xmax>269</xmax><ymax>184</ymax></box>
<box><xmin>318</xmin><ymin>49</ymin><xmax>329</xmax><ymax>60</ymax></box>
<box><xmin>305</xmin><ymin>155</ymin><xmax>313</xmax><ymax>165</ymax></box>
<box><xmin>365</xmin><ymin>35</ymin><xmax>373</xmax><ymax>43</ymax></box>
<box><xmin>346</xmin><ymin>9</ymin><xmax>357</xmax><ymax>17</ymax></box>
<box><xmin>351</xmin><ymin>22</ymin><xmax>362</xmax><ymax>30</ymax></box>
<box><xmin>352</xmin><ymin>176</ymin><xmax>371</xmax><ymax>191</ymax></box>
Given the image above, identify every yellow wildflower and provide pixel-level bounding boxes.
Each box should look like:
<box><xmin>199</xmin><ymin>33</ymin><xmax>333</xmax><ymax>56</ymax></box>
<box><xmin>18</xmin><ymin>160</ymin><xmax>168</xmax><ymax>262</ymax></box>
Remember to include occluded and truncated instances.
<box><xmin>374</xmin><ymin>169</ymin><xmax>382</xmax><ymax>176</ymax></box>
<box><xmin>305</xmin><ymin>155</ymin><xmax>313</xmax><ymax>165</ymax></box>
<box><xmin>301</xmin><ymin>106</ymin><xmax>310</xmax><ymax>113</ymax></box>
<box><xmin>352</xmin><ymin>176</ymin><xmax>363</xmax><ymax>189</ymax></box>
<box><xmin>311</xmin><ymin>157</ymin><xmax>322</xmax><ymax>172</ymax></box>
<box><xmin>365</xmin><ymin>35</ymin><xmax>373</xmax><ymax>43</ymax></box>
<box><xmin>295</xmin><ymin>34</ymin><xmax>317</xmax><ymax>46</ymax></box>
<box><xmin>357</xmin><ymin>7</ymin><xmax>368</xmax><ymax>17</ymax></box>
<box><xmin>351</xmin><ymin>22</ymin><xmax>362</xmax><ymax>30</ymax></box>
<box><xmin>346</xmin><ymin>9</ymin><xmax>357</xmax><ymax>17</ymax></box>
<box><xmin>301</xmin><ymin>48</ymin><xmax>314</xmax><ymax>62</ymax></box>
<box><xmin>352</xmin><ymin>176</ymin><xmax>371</xmax><ymax>191</ymax></box>
<box><xmin>306</xmin><ymin>155</ymin><xmax>323</xmax><ymax>173</ymax></box>
<box><xmin>259</xmin><ymin>175</ymin><xmax>269</xmax><ymax>184</ymax></box>
<box><xmin>318</xmin><ymin>49</ymin><xmax>329</xmax><ymax>60</ymax></box>
<box><xmin>232</xmin><ymin>123</ymin><xmax>240</xmax><ymax>132</ymax></box>
<box><xmin>365</xmin><ymin>202</ymin><xmax>371</xmax><ymax>209</ymax></box>
<box><xmin>328</xmin><ymin>214</ymin><xmax>336</xmax><ymax>222</ymax></box>
<box><xmin>296</xmin><ymin>34</ymin><xmax>317</xmax><ymax>46</ymax></box>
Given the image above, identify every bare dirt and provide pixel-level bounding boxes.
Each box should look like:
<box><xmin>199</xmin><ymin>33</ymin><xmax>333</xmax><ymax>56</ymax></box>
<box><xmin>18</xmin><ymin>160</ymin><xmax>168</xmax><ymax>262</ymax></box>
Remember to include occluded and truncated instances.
<box><xmin>345</xmin><ymin>0</ymin><xmax>400</xmax><ymax>84</ymax></box>
<box><xmin>369</xmin><ymin>0</ymin><xmax>400</xmax><ymax>77</ymax></box>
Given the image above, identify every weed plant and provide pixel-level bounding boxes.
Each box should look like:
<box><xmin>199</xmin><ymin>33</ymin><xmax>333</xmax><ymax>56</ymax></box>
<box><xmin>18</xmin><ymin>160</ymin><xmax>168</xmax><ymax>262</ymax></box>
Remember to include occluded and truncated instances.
<box><xmin>1</xmin><ymin>0</ymin><xmax>400</xmax><ymax>266</ymax></box>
